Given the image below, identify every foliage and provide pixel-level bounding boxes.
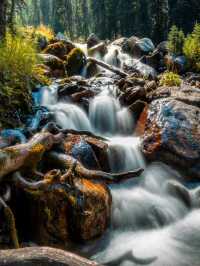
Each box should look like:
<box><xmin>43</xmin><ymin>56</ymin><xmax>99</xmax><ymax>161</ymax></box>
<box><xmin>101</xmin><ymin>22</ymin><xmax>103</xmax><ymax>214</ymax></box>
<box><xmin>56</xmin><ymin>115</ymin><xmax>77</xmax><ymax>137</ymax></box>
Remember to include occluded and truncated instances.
<box><xmin>167</xmin><ymin>25</ymin><xmax>185</xmax><ymax>55</ymax></box>
<box><xmin>159</xmin><ymin>71</ymin><xmax>182</xmax><ymax>87</ymax></box>
<box><xmin>183</xmin><ymin>23</ymin><xmax>200</xmax><ymax>72</ymax></box>
<box><xmin>0</xmin><ymin>33</ymin><xmax>38</xmax><ymax>126</ymax></box>
<box><xmin>0</xmin><ymin>33</ymin><xmax>38</xmax><ymax>88</ymax></box>
<box><xmin>32</xmin><ymin>65</ymin><xmax>51</xmax><ymax>85</ymax></box>
<box><xmin>19</xmin><ymin>25</ymin><xmax>54</xmax><ymax>49</ymax></box>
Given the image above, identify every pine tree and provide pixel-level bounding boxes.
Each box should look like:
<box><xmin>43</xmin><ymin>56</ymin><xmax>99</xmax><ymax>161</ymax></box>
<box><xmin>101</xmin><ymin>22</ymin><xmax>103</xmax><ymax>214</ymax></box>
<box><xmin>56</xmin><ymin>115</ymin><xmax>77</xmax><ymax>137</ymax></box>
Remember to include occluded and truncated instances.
<box><xmin>167</xmin><ymin>25</ymin><xmax>185</xmax><ymax>55</ymax></box>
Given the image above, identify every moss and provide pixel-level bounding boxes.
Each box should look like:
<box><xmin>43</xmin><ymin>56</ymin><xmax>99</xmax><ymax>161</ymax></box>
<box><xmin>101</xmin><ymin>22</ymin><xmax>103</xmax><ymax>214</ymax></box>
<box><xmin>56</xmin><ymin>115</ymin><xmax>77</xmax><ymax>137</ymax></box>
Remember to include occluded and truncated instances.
<box><xmin>159</xmin><ymin>71</ymin><xmax>182</xmax><ymax>87</ymax></box>
<box><xmin>65</xmin><ymin>48</ymin><xmax>86</xmax><ymax>76</ymax></box>
<box><xmin>4</xmin><ymin>207</ymin><xmax>19</xmax><ymax>249</ymax></box>
<box><xmin>43</xmin><ymin>41</ymin><xmax>74</xmax><ymax>60</ymax></box>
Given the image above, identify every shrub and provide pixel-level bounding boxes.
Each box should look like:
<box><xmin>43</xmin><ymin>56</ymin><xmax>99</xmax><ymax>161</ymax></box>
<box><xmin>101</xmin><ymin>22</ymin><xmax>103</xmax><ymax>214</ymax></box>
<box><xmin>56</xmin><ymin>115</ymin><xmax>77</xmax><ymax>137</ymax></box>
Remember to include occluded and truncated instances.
<box><xmin>19</xmin><ymin>25</ymin><xmax>55</xmax><ymax>50</ymax></box>
<box><xmin>183</xmin><ymin>23</ymin><xmax>200</xmax><ymax>72</ymax></box>
<box><xmin>0</xmin><ymin>33</ymin><xmax>38</xmax><ymax>89</ymax></box>
<box><xmin>0</xmin><ymin>33</ymin><xmax>38</xmax><ymax>126</ymax></box>
<box><xmin>159</xmin><ymin>71</ymin><xmax>182</xmax><ymax>87</ymax></box>
<box><xmin>167</xmin><ymin>25</ymin><xmax>185</xmax><ymax>55</ymax></box>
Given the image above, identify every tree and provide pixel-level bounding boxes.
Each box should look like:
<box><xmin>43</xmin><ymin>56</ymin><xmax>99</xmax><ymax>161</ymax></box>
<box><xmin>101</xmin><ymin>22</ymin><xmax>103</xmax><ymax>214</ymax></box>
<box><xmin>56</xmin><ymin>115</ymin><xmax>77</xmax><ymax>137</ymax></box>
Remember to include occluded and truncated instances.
<box><xmin>0</xmin><ymin>0</ymin><xmax>7</xmax><ymax>39</ymax></box>
<box><xmin>167</xmin><ymin>25</ymin><xmax>185</xmax><ymax>55</ymax></box>
<box><xmin>150</xmin><ymin>0</ymin><xmax>169</xmax><ymax>44</ymax></box>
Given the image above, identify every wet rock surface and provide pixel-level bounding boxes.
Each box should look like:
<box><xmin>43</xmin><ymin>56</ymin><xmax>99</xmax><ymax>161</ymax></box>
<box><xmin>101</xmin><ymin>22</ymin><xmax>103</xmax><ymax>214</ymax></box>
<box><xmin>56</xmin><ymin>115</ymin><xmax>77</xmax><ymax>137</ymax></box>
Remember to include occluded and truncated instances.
<box><xmin>142</xmin><ymin>92</ymin><xmax>200</xmax><ymax>179</ymax></box>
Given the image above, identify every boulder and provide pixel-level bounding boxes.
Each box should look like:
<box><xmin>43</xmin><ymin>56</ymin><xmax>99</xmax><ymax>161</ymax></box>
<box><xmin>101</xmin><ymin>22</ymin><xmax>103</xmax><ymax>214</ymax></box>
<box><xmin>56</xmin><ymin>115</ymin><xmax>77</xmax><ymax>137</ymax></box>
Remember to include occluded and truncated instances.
<box><xmin>14</xmin><ymin>173</ymin><xmax>111</xmax><ymax>247</ymax></box>
<box><xmin>87</xmin><ymin>34</ymin><xmax>100</xmax><ymax>49</ymax></box>
<box><xmin>120</xmin><ymin>86</ymin><xmax>146</xmax><ymax>106</ymax></box>
<box><xmin>123</xmin><ymin>59</ymin><xmax>157</xmax><ymax>79</ymax></box>
<box><xmin>111</xmin><ymin>37</ymin><xmax>127</xmax><ymax>47</ymax></box>
<box><xmin>122</xmin><ymin>37</ymin><xmax>155</xmax><ymax>58</ymax></box>
<box><xmin>38</xmin><ymin>54</ymin><xmax>66</xmax><ymax>78</ymax></box>
<box><xmin>65</xmin><ymin>48</ymin><xmax>86</xmax><ymax>76</ymax></box>
<box><xmin>43</xmin><ymin>41</ymin><xmax>75</xmax><ymax>60</ymax></box>
<box><xmin>63</xmin><ymin>134</ymin><xmax>109</xmax><ymax>171</ymax></box>
<box><xmin>141</xmin><ymin>95</ymin><xmax>200</xmax><ymax>179</ymax></box>
<box><xmin>164</xmin><ymin>54</ymin><xmax>187</xmax><ymax>73</ymax></box>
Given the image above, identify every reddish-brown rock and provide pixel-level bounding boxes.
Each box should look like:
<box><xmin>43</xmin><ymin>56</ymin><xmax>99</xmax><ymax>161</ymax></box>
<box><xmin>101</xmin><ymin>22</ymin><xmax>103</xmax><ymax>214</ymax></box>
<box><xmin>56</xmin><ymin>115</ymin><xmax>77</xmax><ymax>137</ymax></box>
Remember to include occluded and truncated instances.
<box><xmin>141</xmin><ymin>97</ymin><xmax>200</xmax><ymax>179</ymax></box>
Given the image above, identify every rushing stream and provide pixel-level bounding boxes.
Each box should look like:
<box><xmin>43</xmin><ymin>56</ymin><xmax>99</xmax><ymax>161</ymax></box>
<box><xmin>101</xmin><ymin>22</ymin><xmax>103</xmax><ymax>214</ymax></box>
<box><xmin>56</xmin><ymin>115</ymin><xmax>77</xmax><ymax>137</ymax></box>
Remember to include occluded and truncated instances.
<box><xmin>38</xmin><ymin>57</ymin><xmax>200</xmax><ymax>265</ymax></box>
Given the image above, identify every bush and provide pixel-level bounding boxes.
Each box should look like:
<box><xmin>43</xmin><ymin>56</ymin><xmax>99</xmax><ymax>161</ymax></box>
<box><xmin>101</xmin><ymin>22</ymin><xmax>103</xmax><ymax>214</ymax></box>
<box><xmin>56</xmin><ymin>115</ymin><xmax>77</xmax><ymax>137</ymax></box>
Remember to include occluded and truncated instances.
<box><xmin>167</xmin><ymin>25</ymin><xmax>185</xmax><ymax>55</ymax></box>
<box><xmin>0</xmin><ymin>34</ymin><xmax>39</xmax><ymax>127</ymax></box>
<box><xmin>159</xmin><ymin>71</ymin><xmax>182</xmax><ymax>87</ymax></box>
<box><xmin>183</xmin><ymin>23</ymin><xmax>200</xmax><ymax>72</ymax></box>
<box><xmin>19</xmin><ymin>25</ymin><xmax>55</xmax><ymax>50</ymax></box>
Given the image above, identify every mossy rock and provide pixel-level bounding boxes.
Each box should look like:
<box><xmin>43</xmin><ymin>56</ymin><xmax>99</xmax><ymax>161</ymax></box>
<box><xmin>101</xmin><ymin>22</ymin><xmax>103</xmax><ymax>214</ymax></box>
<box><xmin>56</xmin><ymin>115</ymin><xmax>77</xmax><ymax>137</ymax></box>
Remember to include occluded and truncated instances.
<box><xmin>39</xmin><ymin>54</ymin><xmax>66</xmax><ymax>78</ymax></box>
<box><xmin>43</xmin><ymin>41</ymin><xmax>75</xmax><ymax>60</ymax></box>
<box><xmin>0</xmin><ymin>83</ymin><xmax>33</xmax><ymax>128</ymax></box>
<box><xmin>65</xmin><ymin>48</ymin><xmax>86</xmax><ymax>77</ymax></box>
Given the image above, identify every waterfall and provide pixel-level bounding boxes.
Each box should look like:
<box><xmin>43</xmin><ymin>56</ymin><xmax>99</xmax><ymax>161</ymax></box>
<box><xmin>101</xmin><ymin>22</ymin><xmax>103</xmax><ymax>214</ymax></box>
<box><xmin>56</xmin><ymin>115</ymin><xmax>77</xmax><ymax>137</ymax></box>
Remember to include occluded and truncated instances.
<box><xmin>40</xmin><ymin>72</ymin><xmax>200</xmax><ymax>266</ymax></box>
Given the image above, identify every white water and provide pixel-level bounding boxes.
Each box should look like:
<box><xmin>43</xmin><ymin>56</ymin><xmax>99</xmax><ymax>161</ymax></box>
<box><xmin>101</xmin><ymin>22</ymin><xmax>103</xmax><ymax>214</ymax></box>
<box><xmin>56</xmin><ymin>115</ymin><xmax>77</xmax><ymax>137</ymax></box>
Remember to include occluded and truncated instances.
<box><xmin>40</xmin><ymin>47</ymin><xmax>200</xmax><ymax>266</ymax></box>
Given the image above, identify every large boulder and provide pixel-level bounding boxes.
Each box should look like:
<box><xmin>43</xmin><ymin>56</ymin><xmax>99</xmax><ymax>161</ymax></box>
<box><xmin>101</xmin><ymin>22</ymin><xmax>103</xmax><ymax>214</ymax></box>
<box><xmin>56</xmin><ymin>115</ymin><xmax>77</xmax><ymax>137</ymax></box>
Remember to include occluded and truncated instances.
<box><xmin>141</xmin><ymin>86</ymin><xmax>200</xmax><ymax>179</ymax></box>
<box><xmin>43</xmin><ymin>41</ymin><xmax>75</xmax><ymax>60</ymax></box>
<box><xmin>14</xmin><ymin>172</ymin><xmax>112</xmax><ymax>247</ymax></box>
<box><xmin>122</xmin><ymin>37</ymin><xmax>155</xmax><ymax>58</ymax></box>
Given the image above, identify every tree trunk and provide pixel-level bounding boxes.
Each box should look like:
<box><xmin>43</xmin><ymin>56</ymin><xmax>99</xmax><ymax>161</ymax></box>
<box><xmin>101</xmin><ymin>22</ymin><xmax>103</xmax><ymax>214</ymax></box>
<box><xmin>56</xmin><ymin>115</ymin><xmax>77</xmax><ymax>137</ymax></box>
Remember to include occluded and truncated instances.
<box><xmin>0</xmin><ymin>0</ymin><xmax>7</xmax><ymax>40</ymax></box>
<box><xmin>0</xmin><ymin>247</ymin><xmax>101</xmax><ymax>266</ymax></box>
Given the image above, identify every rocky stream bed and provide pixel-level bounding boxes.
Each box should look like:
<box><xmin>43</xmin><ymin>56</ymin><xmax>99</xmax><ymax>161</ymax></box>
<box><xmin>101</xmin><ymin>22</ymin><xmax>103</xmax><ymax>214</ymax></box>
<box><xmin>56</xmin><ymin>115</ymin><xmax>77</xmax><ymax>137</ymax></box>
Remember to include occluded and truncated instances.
<box><xmin>0</xmin><ymin>34</ymin><xmax>200</xmax><ymax>266</ymax></box>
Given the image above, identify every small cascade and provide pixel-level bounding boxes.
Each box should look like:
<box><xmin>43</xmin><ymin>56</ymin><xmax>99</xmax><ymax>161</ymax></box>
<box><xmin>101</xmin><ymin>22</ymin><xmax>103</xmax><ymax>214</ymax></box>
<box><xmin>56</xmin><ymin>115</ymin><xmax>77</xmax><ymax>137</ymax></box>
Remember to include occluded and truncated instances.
<box><xmin>107</xmin><ymin>137</ymin><xmax>144</xmax><ymax>173</ymax></box>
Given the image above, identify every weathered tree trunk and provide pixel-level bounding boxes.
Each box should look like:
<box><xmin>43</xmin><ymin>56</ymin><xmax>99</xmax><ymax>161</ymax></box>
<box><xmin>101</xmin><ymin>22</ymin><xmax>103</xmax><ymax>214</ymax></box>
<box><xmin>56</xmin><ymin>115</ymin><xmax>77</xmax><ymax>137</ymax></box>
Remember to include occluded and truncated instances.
<box><xmin>0</xmin><ymin>247</ymin><xmax>101</xmax><ymax>266</ymax></box>
<box><xmin>87</xmin><ymin>57</ymin><xmax>128</xmax><ymax>78</ymax></box>
<box><xmin>0</xmin><ymin>0</ymin><xmax>7</xmax><ymax>40</ymax></box>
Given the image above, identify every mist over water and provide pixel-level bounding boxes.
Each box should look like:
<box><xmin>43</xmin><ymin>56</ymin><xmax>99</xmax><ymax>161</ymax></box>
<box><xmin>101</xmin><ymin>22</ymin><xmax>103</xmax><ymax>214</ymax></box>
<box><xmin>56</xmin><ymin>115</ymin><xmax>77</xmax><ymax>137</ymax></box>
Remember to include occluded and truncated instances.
<box><xmin>40</xmin><ymin>47</ymin><xmax>200</xmax><ymax>266</ymax></box>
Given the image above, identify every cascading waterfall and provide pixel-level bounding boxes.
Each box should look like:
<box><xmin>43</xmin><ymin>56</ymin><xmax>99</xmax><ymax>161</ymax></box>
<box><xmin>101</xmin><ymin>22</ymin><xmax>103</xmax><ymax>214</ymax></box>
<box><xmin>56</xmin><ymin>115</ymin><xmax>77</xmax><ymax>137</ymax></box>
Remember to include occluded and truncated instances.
<box><xmin>39</xmin><ymin>47</ymin><xmax>200</xmax><ymax>266</ymax></box>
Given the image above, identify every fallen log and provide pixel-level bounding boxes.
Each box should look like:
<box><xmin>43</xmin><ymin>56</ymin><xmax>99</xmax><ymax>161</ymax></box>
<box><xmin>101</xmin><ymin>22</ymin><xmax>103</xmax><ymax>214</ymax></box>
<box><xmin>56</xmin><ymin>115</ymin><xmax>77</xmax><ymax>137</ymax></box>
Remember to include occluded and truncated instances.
<box><xmin>48</xmin><ymin>152</ymin><xmax>143</xmax><ymax>184</ymax></box>
<box><xmin>0</xmin><ymin>247</ymin><xmax>101</xmax><ymax>266</ymax></box>
<box><xmin>0</xmin><ymin>132</ymin><xmax>63</xmax><ymax>181</ymax></box>
<box><xmin>87</xmin><ymin>57</ymin><xmax>128</xmax><ymax>78</ymax></box>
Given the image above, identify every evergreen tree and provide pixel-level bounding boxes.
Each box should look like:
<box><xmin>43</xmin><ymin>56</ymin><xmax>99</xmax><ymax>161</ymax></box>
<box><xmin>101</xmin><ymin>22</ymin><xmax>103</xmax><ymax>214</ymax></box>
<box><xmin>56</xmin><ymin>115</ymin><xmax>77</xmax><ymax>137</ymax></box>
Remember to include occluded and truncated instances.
<box><xmin>167</xmin><ymin>25</ymin><xmax>185</xmax><ymax>55</ymax></box>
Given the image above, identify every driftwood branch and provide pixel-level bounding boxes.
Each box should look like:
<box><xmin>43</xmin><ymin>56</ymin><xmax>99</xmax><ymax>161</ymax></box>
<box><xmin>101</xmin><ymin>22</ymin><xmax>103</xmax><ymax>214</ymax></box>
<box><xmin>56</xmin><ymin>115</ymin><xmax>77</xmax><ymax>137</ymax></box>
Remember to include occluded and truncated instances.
<box><xmin>0</xmin><ymin>132</ymin><xmax>64</xmax><ymax>181</ymax></box>
<box><xmin>87</xmin><ymin>57</ymin><xmax>128</xmax><ymax>78</ymax></box>
<box><xmin>48</xmin><ymin>152</ymin><xmax>143</xmax><ymax>184</ymax></box>
<box><xmin>0</xmin><ymin>247</ymin><xmax>101</xmax><ymax>266</ymax></box>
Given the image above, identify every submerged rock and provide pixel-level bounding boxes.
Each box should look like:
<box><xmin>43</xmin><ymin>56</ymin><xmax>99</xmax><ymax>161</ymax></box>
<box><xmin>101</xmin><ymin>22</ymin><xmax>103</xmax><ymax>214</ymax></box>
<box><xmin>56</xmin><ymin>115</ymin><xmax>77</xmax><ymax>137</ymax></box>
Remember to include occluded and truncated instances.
<box><xmin>141</xmin><ymin>96</ymin><xmax>200</xmax><ymax>179</ymax></box>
